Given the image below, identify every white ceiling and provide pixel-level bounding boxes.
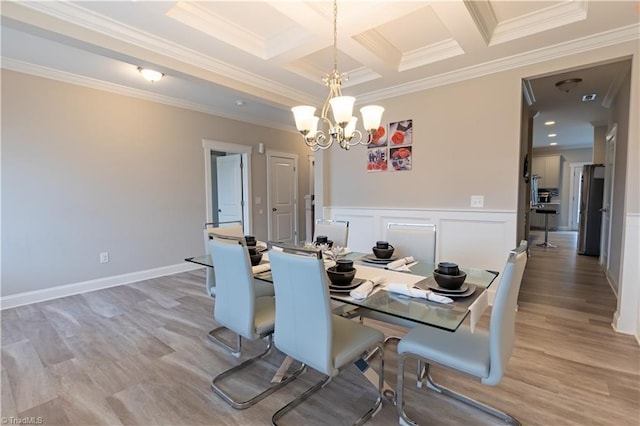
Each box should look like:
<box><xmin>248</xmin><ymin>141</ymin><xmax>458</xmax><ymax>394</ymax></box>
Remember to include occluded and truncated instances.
<box><xmin>1</xmin><ymin>1</ymin><xmax>638</xmax><ymax>148</ymax></box>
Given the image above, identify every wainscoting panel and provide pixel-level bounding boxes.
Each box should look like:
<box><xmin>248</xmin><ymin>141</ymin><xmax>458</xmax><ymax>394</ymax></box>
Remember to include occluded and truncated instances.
<box><xmin>325</xmin><ymin>206</ymin><xmax>518</xmax><ymax>300</ymax></box>
<box><xmin>439</xmin><ymin>219</ymin><xmax>512</xmax><ymax>272</ymax></box>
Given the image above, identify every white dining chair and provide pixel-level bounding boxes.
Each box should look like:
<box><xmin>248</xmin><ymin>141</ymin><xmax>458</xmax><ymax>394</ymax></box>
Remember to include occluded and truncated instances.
<box><xmin>203</xmin><ymin>221</ymin><xmax>244</xmax><ymax>297</ymax></box>
<box><xmin>268</xmin><ymin>245</ymin><xmax>384</xmax><ymax>425</ymax></box>
<box><xmin>204</xmin><ymin>222</ymin><xmax>274</xmax><ymax>355</ymax></box>
<box><xmin>386</xmin><ymin>223</ymin><xmax>436</xmax><ymax>264</ymax></box>
<box><xmin>359</xmin><ymin>223</ymin><xmax>438</xmax><ymax>332</ymax></box>
<box><xmin>396</xmin><ymin>240</ymin><xmax>528</xmax><ymax>426</ymax></box>
<box><xmin>313</xmin><ymin>219</ymin><xmax>350</xmax><ymax>247</ymax></box>
<box><xmin>209</xmin><ymin>235</ymin><xmax>304</xmax><ymax>410</ymax></box>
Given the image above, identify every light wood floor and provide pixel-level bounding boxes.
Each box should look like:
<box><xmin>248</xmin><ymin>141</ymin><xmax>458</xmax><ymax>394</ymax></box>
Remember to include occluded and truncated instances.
<box><xmin>1</xmin><ymin>231</ymin><xmax>638</xmax><ymax>425</ymax></box>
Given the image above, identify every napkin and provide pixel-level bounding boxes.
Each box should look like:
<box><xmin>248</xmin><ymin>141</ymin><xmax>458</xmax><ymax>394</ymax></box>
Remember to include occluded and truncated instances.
<box><xmin>252</xmin><ymin>263</ymin><xmax>271</xmax><ymax>274</ymax></box>
<box><xmin>386</xmin><ymin>256</ymin><xmax>415</xmax><ymax>272</ymax></box>
<box><xmin>386</xmin><ymin>282</ymin><xmax>453</xmax><ymax>304</ymax></box>
<box><xmin>349</xmin><ymin>275</ymin><xmax>385</xmax><ymax>300</ymax></box>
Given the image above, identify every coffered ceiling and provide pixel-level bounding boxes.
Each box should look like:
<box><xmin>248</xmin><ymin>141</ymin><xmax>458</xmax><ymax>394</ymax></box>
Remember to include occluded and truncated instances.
<box><xmin>1</xmin><ymin>1</ymin><xmax>638</xmax><ymax>148</ymax></box>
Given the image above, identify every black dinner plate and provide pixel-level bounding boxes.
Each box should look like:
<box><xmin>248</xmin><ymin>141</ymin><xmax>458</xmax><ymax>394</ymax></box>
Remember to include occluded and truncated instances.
<box><xmin>329</xmin><ymin>278</ymin><xmax>365</xmax><ymax>292</ymax></box>
<box><xmin>432</xmin><ymin>285</ymin><xmax>476</xmax><ymax>298</ymax></box>
<box><xmin>361</xmin><ymin>254</ymin><xmax>398</xmax><ymax>264</ymax></box>
<box><xmin>426</xmin><ymin>282</ymin><xmax>470</xmax><ymax>294</ymax></box>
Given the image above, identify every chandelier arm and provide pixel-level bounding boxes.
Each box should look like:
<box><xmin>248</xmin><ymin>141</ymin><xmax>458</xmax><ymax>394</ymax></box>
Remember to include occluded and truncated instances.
<box><xmin>346</xmin><ymin>130</ymin><xmax>364</xmax><ymax>146</ymax></box>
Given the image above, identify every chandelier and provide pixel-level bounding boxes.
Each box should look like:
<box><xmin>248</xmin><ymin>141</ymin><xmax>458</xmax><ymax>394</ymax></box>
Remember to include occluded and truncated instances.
<box><xmin>291</xmin><ymin>0</ymin><xmax>384</xmax><ymax>151</ymax></box>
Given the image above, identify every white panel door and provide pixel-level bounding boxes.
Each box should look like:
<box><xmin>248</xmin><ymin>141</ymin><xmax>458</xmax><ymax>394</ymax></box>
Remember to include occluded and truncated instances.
<box><xmin>216</xmin><ymin>154</ymin><xmax>243</xmax><ymax>223</ymax></box>
<box><xmin>268</xmin><ymin>155</ymin><xmax>296</xmax><ymax>243</ymax></box>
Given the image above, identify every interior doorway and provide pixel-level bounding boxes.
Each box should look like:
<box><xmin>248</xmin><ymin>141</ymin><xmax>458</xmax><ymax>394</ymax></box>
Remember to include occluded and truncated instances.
<box><xmin>202</xmin><ymin>139</ymin><xmax>253</xmax><ymax>234</ymax></box>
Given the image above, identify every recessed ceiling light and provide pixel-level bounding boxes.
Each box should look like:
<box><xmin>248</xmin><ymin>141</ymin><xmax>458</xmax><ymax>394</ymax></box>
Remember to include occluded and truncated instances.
<box><xmin>544</xmin><ymin>121</ymin><xmax>555</xmax><ymax>126</ymax></box>
<box><xmin>548</xmin><ymin>133</ymin><xmax>557</xmax><ymax>138</ymax></box>
<box><xmin>235</xmin><ymin>100</ymin><xmax>246</xmax><ymax>107</ymax></box>
<box><xmin>550</xmin><ymin>142</ymin><xmax>558</xmax><ymax>146</ymax></box>
<box><xmin>582</xmin><ymin>93</ymin><xmax>597</xmax><ymax>102</ymax></box>
<box><xmin>137</xmin><ymin>67</ymin><xmax>164</xmax><ymax>82</ymax></box>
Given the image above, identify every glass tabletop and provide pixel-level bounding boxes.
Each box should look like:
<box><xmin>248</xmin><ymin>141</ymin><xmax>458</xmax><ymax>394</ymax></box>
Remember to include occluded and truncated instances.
<box><xmin>185</xmin><ymin>252</ymin><xmax>498</xmax><ymax>332</ymax></box>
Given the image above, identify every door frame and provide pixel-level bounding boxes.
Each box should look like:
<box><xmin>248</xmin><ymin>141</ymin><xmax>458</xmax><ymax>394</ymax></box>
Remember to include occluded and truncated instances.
<box><xmin>266</xmin><ymin>150</ymin><xmax>299</xmax><ymax>243</ymax></box>
<box><xmin>568</xmin><ymin>161</ymin><xmax>590</xmax><ymax>231</ymax></box>
<box><xmin>601</xmin><ymin>123</ymin><xmax>616</xmax><ymax>270</ymax></box>
<box><xmin>202</xmin><ymin>139</ymin><xmax>253</xmax><ymax>234</ymax></box>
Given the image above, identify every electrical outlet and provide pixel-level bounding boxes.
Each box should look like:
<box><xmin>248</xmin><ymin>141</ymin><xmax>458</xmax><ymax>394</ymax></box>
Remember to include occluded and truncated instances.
<box><xmin>99</xmin><ymin>252</ymin><xmax>109</xmax><ymax>263</ymax></box>
<box><xmin>470</xmin><ymin>195</ymin><xmax>484</xmax><ymax>208</ymax></box>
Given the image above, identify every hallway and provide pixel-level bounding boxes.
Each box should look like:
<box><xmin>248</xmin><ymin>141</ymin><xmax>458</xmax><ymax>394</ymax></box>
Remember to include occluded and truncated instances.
<box><xmin>512</xmin><ymin>230</ymin><xmax>639</xmax><ymax>425</ymax></box>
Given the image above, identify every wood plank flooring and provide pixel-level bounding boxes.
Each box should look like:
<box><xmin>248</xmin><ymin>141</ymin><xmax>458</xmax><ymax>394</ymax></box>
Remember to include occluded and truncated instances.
<box><xmin>1</xmin><ymin>231</ymin><xmax>638</xmax><ymax>425</ymax></box>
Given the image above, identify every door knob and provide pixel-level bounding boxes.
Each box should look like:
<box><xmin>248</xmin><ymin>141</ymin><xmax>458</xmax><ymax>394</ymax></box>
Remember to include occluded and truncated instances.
<box><xmin>272</xmin><ymin>208</ymin><xmax>277</xmax><ymax>212</ymax></box>
<box><xmin>218</xmin><ymin>209</ymin><xmax>222</xmax><ymax>213</ymax></box>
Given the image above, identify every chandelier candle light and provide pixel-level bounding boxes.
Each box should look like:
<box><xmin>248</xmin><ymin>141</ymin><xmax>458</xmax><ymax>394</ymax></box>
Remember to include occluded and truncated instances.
<box><xmin>291</xmin><ymin>0</ymin><xmax>384</xmax><ymax>151</ymax></box>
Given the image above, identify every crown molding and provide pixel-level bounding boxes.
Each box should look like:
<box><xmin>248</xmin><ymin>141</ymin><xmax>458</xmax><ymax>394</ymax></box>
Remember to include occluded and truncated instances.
<box><xmin>490</xmin><ymin>0</ymin><xmax>588</xmax><ymax>46</ymax></box>
<box><xmin>357</xmin><ymin>23</ymin><xmax>639</xmax><ymax>104</ymax></box>
<box><xmin>1</xmin><ymin>57</ymin><xmax>297</xmax><ymax>134</ymax></box>
<box><xmin>399</xmin><ymin>39</ymin><xmax>464</xmax><ymax>72</ymax></box>
<box><xmin>17</xmin><ymin>1</ymin><xmax>311</xmax><ymax>105</ymax></box>
<box><xmin>463</xmin><ymin>0</ymin><xmax>495</xmax><ymax>45</ymax></box>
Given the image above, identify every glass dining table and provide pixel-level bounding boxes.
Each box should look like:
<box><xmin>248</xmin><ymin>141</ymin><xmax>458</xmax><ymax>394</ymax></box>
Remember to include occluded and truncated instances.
<box><xmin>185</xmin><ymin>251</ymin><xmax>499</xmax><ymax>333</ymax></box>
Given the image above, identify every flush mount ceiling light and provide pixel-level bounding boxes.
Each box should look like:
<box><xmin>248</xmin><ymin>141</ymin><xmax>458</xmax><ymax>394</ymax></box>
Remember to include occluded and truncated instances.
<box><xmin>555</xmin><ymin>78</ymin><xmax>582</xmax><ymax>93</ymax></box>
<box><xmin>137</xmin><ymin>67</ymin><xmax>164</xmax><ymax>83</ymax></box>
<box><xmin>291</xmin><ymin>0</ymin><xmax>383</xmax><ymax>151</ymax></box>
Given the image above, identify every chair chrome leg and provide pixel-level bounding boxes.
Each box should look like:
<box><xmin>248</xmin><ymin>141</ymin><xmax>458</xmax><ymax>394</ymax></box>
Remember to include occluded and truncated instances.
<box><xmin>416</xmin><ymin>360</ymin><xmax>426</xmax><ymax>389</ymax></box>
<box><xmin>424</xmin><ymin>369</ymin><xmax>521</xmax><ymax>426</ymax></box>
<box><xmin>396</xmin><ymin>353</ymin><xmax>418</xmax><ymax>426</ymax></box>
<box><xmin>397</xmin><ymin>354</ymin><xmax>521</xmax><ymax>426</ymax></box>
<box><xmin>273</xmin><ymin>343</ymin><xmax>384</xmax><ymax>426</ymax></box>
<box><xmin>212</xmin><ymin>335</ymin><xmax>306</xmax><ymax>410</ymax></box>
<box><xmin>272</xmin><ymin>375</ymin><xmax>332</xmax><ymax>425</ymax></box>
<box><xmin>208</xmin><ymin>326</ymin><xmax>242</xmax><ymax>358</ymax></box>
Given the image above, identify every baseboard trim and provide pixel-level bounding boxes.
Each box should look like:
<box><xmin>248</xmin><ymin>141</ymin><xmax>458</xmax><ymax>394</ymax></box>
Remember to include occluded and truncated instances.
<box><xmin>0</xmin><ymin>263</ymin><xmax>203</xmax><ymax>310</ymax></box>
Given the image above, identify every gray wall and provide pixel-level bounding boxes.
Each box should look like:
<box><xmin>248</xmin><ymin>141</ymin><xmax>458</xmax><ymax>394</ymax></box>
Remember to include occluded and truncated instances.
<box><xmin>326</xmin><ymin>72</ymin><xmax>522</xmax><ymax>211</ymax></box>
<box><xmin>1</xmin><ymin>70</ymin><xmax>307</xmax><ymax>296</ymax></box>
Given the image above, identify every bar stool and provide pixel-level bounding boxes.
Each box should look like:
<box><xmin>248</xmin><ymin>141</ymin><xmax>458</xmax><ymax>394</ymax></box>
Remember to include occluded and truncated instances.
<box><xmin>535</xmin><ymin>208</ymin><xmax>557</xmax><ymax>248</ymax></box>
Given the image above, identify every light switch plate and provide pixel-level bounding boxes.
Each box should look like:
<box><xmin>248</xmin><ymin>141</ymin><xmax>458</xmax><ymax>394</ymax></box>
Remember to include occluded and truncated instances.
<box><xmin>470</xmin><ymin>195</ymin><xmax>484</xmax><ymax>208</ymax></box>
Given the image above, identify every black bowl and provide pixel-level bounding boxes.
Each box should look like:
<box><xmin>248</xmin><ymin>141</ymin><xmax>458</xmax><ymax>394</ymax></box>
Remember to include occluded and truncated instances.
<box><xmin>336</xmin><ymin>259</ymin><xmax>354</xmax><ymax>272</ymax></box>
<box><xmin>433</xmin><ymin>270</ymin><xmax>466</xmax><ymax>290</ymax></box>
<box><xmin>249</xmin><ymin>251</ymin><xmax>263</xmax><ymax>266</ymax></box>
<box><xmin>326</xmin><ymin>266</ymin><xmax>356</xmax><ymax>286</ymax></box>
<box><xmin>437</xmin><ymin>262</ymin><xmax>459</xmax><ymax>275</ymax></box>
<box><xmin>372</xmin><ymin>246</ymin><xmax>394</xmax><ymax>259</ymax></box>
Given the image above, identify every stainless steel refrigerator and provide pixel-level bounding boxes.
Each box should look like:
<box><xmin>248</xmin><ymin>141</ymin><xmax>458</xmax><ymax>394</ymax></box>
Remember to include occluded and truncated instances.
<box><xmin>578</xmin><ymin>164</ymin><xmax>605</xmax><ymax>256</ymax></box>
